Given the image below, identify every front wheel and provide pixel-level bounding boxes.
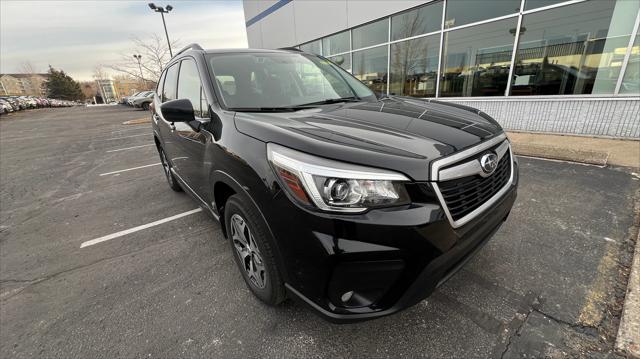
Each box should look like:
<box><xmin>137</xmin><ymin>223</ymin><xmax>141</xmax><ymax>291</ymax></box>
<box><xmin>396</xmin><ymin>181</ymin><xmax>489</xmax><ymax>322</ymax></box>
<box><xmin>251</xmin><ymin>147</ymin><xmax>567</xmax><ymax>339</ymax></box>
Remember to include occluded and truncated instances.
<box><xmin>224</xmin><ymin>194</ymin><xmax>286</xmax><ymax>305</ymax></box>
<box><xmin>157</xmin><ymin>146</ymin><xmax>182</xmax><ymax>192</ymax></box>
<box><xmin>142</xmin><ymin>103</ymin><xmax>150</xmax><ymax>111</ymax></box>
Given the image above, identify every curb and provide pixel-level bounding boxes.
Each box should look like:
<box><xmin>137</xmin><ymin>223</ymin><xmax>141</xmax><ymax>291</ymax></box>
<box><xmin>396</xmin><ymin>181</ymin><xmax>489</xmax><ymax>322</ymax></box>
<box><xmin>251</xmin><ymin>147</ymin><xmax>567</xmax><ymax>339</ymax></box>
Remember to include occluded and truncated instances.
<box><xmin>616</xmin><ymin>231</ymin><xmax>640</xmax><ymax>358</ymax></box>
<box><xmin>511</xmin><ymin>142</ymin><xmax>609</xmax><ymax>166</ymax></box>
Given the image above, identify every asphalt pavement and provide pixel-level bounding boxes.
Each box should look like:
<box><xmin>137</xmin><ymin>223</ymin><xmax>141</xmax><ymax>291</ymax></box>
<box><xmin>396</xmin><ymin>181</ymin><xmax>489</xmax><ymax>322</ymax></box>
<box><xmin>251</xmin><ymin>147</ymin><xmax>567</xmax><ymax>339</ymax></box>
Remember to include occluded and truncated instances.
<box><xmin>1</xmin><ymin>106</ymin><xmax>638</xmax><ymax>358</ymax></box>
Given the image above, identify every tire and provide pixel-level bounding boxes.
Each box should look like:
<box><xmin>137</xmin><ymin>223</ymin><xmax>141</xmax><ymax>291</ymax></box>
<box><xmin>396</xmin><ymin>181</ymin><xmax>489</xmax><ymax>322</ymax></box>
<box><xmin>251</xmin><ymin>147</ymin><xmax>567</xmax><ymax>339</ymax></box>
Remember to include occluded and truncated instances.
<box><xmin>225</xmin><ymin>194</ymin><xmax>286</xmax><ymax>305</ymax></box>
<box><xmin>157</xmin><ymin>146</ymin><xmax>183</xmax><ymax>192</ymax></box>
<box><xmin>143</xmin><ymin>103</ymin><xmax>150</xmax><ymax>111</ymax></box>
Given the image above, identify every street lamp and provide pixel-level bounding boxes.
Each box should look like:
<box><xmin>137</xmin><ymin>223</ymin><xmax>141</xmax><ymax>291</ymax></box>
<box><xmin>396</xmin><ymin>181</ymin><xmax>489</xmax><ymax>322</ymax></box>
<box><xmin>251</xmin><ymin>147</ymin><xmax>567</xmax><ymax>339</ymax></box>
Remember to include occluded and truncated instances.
<box><xmin>148</xmin><ymin>3</ymin><xmax>173</xmax><ymax>57</ymax></box>
<box><xmin>133</xmin><ymin>54</ymin><xmax>145</xmax><ymax>89</ymax></box>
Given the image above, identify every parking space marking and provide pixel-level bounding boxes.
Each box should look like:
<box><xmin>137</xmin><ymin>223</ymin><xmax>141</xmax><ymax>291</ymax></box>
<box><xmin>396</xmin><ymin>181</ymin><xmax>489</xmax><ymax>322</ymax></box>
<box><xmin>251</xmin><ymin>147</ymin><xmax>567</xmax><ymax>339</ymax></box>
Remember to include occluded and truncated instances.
<box><xmin>101</xmin><ymin>133</ymin><xmax>151</xmax><ymax>141</ymax></box>
<box><xmin>106</xmin><ymin>144</ymin><xmax>155</xmax><ymax>153</ymax></box>
<box><xmin>80</xmin><ymin>208</ymin><xmax>202</xmax><ymax>248</ymax></box>
<box><xmin>99</xmin><ymin>163</ymin><xmax>161</xmax><ymax>176</ymax></box>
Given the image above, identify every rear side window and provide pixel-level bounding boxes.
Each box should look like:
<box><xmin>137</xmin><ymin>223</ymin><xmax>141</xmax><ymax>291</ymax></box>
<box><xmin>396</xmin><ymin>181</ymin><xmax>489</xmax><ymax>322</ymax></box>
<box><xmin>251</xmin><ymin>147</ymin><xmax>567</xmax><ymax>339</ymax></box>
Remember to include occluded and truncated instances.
<box><xmin>177</xmin><ymin>59</ymin><xmax>204</xmax><ymax>117</ymax></box>
<box><xmin>162</xmin><ymin>63</ymin><xmax>179</xmax><ymax>102</ymax></box>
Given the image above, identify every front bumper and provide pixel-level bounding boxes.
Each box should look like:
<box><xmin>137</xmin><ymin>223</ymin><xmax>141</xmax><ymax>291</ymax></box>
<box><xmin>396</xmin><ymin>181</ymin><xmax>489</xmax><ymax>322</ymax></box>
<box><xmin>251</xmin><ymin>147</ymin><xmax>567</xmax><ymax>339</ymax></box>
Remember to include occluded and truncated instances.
<box><xmin>265</xmin><ymin>162</ymin><xmax>519</xmax><ymax>323</ymax></box>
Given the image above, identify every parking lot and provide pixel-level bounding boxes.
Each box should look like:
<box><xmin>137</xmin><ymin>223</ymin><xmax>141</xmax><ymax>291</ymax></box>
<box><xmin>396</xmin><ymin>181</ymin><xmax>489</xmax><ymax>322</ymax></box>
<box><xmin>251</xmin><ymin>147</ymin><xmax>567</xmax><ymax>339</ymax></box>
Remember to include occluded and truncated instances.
<box><xmin>0</xmin><ymin>105</ymin><xmax>638</xmax><ymax>358</ymax></box>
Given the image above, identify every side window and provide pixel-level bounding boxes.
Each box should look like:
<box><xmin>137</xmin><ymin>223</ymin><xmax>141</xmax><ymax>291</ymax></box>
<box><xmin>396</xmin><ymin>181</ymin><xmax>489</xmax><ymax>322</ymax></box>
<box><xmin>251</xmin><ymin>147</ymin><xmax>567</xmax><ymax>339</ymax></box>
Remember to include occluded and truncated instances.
<box><xmin>162</xmin><ymin>63</ymin><xmax>179</xmax><ymax>102</ymax></box>
<box><xmin>156</xmin><ymin>70</ymin><xmax>166</xmax><ymax>97</ymax></box>
<box><xmin>177</xmin><ymin>59</ymin><xmax>203</xmax><ymax>117</ymax></box>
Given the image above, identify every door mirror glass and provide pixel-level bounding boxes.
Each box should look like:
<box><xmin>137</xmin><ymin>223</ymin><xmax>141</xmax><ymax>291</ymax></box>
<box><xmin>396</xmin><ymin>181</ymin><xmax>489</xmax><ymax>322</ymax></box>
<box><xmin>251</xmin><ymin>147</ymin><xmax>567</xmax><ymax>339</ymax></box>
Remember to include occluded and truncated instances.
<box><xmin>161</xmin><ymin>99</ymin><xmax>195</xmax><ymax>123</ymax></box>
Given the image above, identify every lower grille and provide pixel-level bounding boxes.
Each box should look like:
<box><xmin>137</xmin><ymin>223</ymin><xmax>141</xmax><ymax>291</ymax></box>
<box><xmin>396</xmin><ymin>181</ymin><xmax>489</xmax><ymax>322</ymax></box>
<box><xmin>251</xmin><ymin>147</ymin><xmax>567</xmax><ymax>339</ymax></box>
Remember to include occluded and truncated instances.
<box><xmin>438</xmin><ymin>152</ymin><xmax>511</xmax><ymax>221</ymax></box>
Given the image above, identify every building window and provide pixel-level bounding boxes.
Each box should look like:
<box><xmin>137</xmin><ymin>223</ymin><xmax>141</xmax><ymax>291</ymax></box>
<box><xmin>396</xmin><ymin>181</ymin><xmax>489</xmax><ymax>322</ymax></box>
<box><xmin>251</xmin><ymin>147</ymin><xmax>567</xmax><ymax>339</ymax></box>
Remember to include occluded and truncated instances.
<box><xmin>328</xmin><ymin>54</ymin><xmax>351</xmax><ymax>72</ymax></box>
<box><xmin>389</xmin><ymin>34</ymin><xmax>439</xmax><ymax>97</ymax></box>
<box><xmin>523</xmin><ymin>0</ymin><xmax>568</xmax><ymax>11</ymax></box>
<box><xmin>391</xmin><ymin>1</ymin><xmax>443</xmax><ymax>41</ymax></box>
<box><xmin>322</xmin><ymin>31</ymin><xmax>350</xmax><ymax>56</ymax></box>
<box><xmin>440</xmin><ymin>18</ymin><xmax>517</xmax><ymax>97</ymax></box>
<box><xmin>352</xmin><ymin>45</ymin><xmax>388</xmax><ymax>94</ymax></box>
<box><xmin>620</xmin><ymin>34</ymin><xmax>640</xmax><ymax>94</ymax></box>
<box><xmin>352</xmin><ymin>19</ymin><xmax>388</xmax><ymax>50</ymax></box>
<box><xmin>444</xmin><ymin>0</ymin><xmax>520</xmax><ymax>29</ymax></box>
<box><xmin>511</xmin><ymin>0</ymin><xmax>640</xmax><ymax>96</ymax></box>
<box><xmin>300</xmin><ymin>40</ymin><xmax>322</xmax><ymax>55</ymax></box>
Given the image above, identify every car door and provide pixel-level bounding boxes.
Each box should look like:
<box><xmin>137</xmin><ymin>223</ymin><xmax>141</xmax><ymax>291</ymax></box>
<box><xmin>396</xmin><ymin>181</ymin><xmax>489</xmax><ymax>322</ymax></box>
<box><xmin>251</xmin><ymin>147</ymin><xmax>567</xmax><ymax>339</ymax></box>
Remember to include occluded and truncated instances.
<box><xmin>172</xmin><ymin>57</ymin><xmax>211</xmax><ymax>197</ymax></box>
<box><xmin>154</xmin><ymin>62</ymin><xmax>185</xmax><ymax>172</ymax></box>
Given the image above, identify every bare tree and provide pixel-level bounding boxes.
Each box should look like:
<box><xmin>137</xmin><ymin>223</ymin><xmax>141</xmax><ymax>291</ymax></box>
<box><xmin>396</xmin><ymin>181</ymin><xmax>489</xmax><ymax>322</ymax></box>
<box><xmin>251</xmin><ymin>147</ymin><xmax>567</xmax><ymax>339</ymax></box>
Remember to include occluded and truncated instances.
<box><xmin>92</xmin><ymin>65</ymin><xmax>110</xmax><ymax>80</ymax></box>
<box><xmin>107</xmin><ymin>33</ymin><xmax>179</xmax><ymax>85</ymax></box>
<box><xmin>390</xmin><ymin>12</ymin><xmax>430</xmax><ymax>96</ymax></box>
<box><xmin>19</xmin><ymin>61</ymin><xmax>37</xmax><ymax>75</ymax></box>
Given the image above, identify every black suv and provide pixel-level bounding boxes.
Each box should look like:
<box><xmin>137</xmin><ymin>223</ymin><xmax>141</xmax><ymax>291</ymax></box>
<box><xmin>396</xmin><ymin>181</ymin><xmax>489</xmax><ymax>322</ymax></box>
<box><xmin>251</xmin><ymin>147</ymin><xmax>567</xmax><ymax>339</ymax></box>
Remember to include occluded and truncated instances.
<box><xmin>151</xmin><ymin>44</ymin><xmax>518</xmax><ymax>323</ymax></box>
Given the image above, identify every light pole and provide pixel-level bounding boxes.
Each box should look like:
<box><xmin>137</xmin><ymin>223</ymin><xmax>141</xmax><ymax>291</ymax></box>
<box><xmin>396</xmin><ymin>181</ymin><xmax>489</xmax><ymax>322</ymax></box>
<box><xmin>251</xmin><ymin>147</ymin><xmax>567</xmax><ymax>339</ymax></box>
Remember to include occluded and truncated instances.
<box><xmin>148</xmin><ymin>3</ymin><xmax>173</xmax><ymax>57</ymax></box>
<box><xmin>133</xmin><ymin>54</ymin><xmax>145</xmax><ymax>89</ymax></box>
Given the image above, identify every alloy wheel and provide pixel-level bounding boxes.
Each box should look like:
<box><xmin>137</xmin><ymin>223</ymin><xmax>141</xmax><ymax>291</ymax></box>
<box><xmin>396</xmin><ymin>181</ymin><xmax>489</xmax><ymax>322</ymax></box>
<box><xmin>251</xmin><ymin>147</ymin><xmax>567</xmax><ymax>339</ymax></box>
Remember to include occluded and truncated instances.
<box><xmin>230</xmin><ymin>213</ymin><xmax>267</xmax><ymax>289</ymax></box>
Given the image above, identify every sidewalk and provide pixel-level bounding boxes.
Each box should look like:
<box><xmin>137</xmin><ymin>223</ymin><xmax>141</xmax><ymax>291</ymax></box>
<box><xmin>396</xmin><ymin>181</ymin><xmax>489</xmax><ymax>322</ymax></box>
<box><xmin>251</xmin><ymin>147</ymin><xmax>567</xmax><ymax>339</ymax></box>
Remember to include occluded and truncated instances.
<box><xmin>507</xmin><ymin>131</ymin><xmax>640</xmax><ymax>169</ymax></box>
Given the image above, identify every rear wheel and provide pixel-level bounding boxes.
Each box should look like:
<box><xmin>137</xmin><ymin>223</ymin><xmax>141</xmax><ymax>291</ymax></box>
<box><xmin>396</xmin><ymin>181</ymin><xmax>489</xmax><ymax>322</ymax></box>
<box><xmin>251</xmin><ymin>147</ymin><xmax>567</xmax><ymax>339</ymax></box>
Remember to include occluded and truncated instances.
<box><xmin>225</xmin><ymin>194</ymin><xmax>285</xmax><ymax>305</ymax></box>
<box><xmin>142</xmin><ymin>103</ymin><xmax>150</xmax><ymax>111</ymax></box>
<box><xmin>158</xmin><ymin>146</ymin><xmax>182</xmax><ymax>192</ymax></box>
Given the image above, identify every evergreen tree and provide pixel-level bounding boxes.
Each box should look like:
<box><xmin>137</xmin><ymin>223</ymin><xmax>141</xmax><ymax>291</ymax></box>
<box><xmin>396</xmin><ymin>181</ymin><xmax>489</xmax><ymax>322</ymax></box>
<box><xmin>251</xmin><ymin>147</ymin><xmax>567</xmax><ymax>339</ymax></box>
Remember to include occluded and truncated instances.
<box><xmin>44</xmin><ymin>66</ymin><xmax>83</xmax><ymax>100</ymax></box>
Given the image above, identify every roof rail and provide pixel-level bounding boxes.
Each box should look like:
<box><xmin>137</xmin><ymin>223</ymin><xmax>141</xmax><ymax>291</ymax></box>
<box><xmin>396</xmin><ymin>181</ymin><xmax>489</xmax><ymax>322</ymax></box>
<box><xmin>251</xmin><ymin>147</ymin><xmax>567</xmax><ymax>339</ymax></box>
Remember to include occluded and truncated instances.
<box><xmin>278</xmin><ymin>47</ymin><xmax>303</xmax><ymax>52</ymax></box>
<box><xmin>173</xmin><ymin>43</ymin><xmax>204</xmax><ymax>58</ymax></box>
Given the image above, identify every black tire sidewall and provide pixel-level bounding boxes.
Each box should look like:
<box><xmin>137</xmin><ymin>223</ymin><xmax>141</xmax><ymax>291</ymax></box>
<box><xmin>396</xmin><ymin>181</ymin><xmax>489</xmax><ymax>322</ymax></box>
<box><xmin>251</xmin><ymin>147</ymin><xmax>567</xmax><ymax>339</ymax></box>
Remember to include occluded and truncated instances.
<box><xmin>224</xmin><ymin>194</ymin><xmax>285</xmax><ymax>305</ymax></box>
<box><xmin>158</xmin><ymin>146</ymin><xmax>182</xmax><ymax>192</ymax></box>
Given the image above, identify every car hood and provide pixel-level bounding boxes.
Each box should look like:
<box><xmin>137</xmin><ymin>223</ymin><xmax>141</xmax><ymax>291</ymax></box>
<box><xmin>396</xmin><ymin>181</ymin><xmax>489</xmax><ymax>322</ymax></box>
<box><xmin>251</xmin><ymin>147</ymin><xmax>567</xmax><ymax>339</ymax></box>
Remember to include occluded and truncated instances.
<box><xmin>234</xmin><ymin>96</ymin><xmax>503</xmax><ymax>180</ymax></box>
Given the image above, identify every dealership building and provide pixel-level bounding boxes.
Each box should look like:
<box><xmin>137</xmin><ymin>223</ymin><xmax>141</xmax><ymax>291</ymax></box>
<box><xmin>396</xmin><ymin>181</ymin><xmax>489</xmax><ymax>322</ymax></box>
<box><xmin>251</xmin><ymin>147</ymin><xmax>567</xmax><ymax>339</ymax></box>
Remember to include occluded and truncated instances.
<box><xmin>242</xmin><ymin>0</ymin><xmax>639</xmax><ymax>139</ymax></box>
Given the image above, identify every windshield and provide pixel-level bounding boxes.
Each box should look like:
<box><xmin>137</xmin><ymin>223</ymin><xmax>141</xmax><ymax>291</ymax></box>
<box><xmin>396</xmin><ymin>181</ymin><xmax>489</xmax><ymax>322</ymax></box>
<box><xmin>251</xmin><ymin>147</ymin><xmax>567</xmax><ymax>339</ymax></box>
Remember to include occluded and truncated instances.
<box><xmin>206</xmin><ymin>52</ymin><xmax>376</xmax><ymax>110</ymax></box>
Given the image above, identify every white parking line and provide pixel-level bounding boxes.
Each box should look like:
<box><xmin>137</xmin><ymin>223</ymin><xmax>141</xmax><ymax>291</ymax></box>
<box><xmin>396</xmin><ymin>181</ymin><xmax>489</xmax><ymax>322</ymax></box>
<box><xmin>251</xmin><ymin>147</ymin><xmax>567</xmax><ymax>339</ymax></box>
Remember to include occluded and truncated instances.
<box><xmin>80</xmin><ymin>208</ymin><xmax>202</xmax><ymax>248</ymax></box>
<box><xmin>106</xmin><ymin>144</ymin><xmax>155</xmax><ymax>153</ymax></box>
<box><xmin>99</xmin><ymin>163</ymin><xmax>161</xmax><ymax>176</ymax></box>
<box><xmin>102</xmin><ymin>133</ymin><xmax>151</xmax><ymax>141</ymax></box>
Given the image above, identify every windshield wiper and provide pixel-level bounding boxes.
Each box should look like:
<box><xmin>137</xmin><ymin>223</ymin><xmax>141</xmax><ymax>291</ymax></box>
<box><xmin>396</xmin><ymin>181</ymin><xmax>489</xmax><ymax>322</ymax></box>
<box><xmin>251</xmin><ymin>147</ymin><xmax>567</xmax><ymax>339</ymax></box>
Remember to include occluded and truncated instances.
<box><xmin>227</xmin><ymin>107</ymin><xmax>313</xmax><ymax>113</ymax></box>
<box><xmin>293</xmin><ymin>97</ymin><xmax>360</xmax><ymax>107</ymax></box>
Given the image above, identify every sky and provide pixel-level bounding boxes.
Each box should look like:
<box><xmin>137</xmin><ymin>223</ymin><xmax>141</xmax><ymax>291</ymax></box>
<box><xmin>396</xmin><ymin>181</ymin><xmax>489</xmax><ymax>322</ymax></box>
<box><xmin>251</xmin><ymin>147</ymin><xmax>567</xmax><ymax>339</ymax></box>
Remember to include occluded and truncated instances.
<box><xmin>1</xmin><ymin>0</ymin><xmax>248</xmax><ymax>81</ymax></box>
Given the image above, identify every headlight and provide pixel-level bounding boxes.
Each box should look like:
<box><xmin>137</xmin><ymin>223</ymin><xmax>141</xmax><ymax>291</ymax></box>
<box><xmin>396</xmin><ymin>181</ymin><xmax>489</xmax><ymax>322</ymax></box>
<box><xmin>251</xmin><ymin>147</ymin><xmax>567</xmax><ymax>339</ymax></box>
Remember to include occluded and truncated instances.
<box><xmin>267</xmin><ymin>143</ymin><xmax>410</xmax><ymax>212</ymax></box>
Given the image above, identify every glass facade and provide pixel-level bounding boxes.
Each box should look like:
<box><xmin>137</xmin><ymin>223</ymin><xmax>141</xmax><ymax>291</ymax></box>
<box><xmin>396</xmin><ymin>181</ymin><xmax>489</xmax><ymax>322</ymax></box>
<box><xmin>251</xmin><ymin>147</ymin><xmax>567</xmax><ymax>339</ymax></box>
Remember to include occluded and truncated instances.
<box><xmin>352</xmin><ymin>46</ymin><xmax>388</xmax><ymax>95</ymax></box>
<box><xmin>391</xmin><ymin>1</ymin><xmax>443</xmax><ymax>41</ymax></box>
<box><xmin>352</xmin><ymin>19</ymin><xmax>388</xmax><ymax>49</ymax></box>
<box><xmin>389</xmin><ymin>34</ymin><xmax>439</xmax><ymax>97</ymax></box>
<box><xmin>296</xmin><ymin>0</ymin><xmax>640</xmax><ymax>97</ymax></box>
<box><xmin>322</xmin><ymin>31</ymin><xmax>349</xmax><ymax>56</ymax></box>
<box><xmin>441</xmin><ymin>18</ymin><xmax>516</xmax><ymax>97</ymax></box>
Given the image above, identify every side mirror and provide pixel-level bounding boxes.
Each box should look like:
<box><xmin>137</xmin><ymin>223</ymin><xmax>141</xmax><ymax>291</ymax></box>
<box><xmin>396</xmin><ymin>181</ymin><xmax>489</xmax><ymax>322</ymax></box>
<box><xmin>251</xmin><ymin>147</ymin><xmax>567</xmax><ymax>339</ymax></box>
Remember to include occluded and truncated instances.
<box><xmin>161</xmin><ymin>99</ymin><xmax>195</xmax><ymax>123</ymax></box>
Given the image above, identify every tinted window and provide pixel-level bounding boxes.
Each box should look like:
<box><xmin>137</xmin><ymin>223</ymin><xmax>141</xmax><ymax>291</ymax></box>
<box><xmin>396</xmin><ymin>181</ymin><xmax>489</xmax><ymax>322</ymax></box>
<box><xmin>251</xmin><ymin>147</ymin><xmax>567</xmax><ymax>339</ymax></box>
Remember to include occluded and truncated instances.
<box><xmin>620</xmin><ymin>34</ymin><xmax>640</xmax><ymax>94</ymax></box>
<box><xmin>162</xmin><ymin>63</ymin><xmax>179</xmax><ymax>102</ymax></box>
<box><xmin>391</xmin><ymin>1</ymin><xmax>443</xmax><ymax>41</ymax></box>
<box><xmin>352</xmin><ymin>19</ymin><xmax>388</xmax><ymax>49</ymax></box>
<box><xmin>445</xmin><ymin>0</ymin><xmax>520</xmax><ymax>29</ymax></box>
<box><xmin>511</xmin><ymin>0</ymin><xmax>639</xmax><ymax>96</ymax></box>
<box><xmin>524</xmin><ymin>0</ymin><xmax>567</xmax><ymax>11</ymax></box>
<box><xmin>352</xmin><ymin>45</ymin><xmax>388</xmax><ymax>94</ymax></box>
<box><xmin>322</xmin><ymin>31</ymin><xmax>350</xmax><ymax>56</ymax></box>
<box><xmin>389</xmin><ymin>34</ymin><xmax>440</xmax><ymax>97</ymax></box>
<box><xmin>300</xmin><ymin>40</ymin><xmax>322</xmax><ymax>55</ymax></box>
<box><xmin>440</xmin><ymin>18</ymin><xmax>517</xmax><ymax>97</ymax></box>
<box><xmin>177</xmin><ymin>59</ymin><xmax>203</xmax><ymax>116</ymax></box>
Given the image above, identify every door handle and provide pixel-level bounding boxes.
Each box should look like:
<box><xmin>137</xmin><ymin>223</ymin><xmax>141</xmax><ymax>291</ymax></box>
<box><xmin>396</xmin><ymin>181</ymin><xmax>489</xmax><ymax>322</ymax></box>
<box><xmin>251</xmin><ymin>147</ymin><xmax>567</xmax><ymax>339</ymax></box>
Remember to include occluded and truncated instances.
<box><xmin>170</xmin><ymin>122</ymin><xmax>176</xmax><ymax>131</ymax></box>
<box><xmin>152</xmin><ymin>114</ymin><xmax>159</xmax><ymax>124</ymax></box>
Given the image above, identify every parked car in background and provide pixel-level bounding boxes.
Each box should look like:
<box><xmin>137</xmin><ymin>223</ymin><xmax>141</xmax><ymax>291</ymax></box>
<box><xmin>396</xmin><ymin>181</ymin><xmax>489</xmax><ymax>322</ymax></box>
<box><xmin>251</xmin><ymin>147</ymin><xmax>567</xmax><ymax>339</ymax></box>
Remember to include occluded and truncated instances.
<box><xmin>127</xmin><ymin>91</ymin><xmax>153</xmax><ymax>106</ymax></box>
<box><xmin>0</xmin><ymin>96</ymin><xmax>77</xmax><ymax>115</ymax></box>
<box><xmin>131</xmin><ymin>91</ymin><xmax>154</xmax><ymax>110</ymax></box>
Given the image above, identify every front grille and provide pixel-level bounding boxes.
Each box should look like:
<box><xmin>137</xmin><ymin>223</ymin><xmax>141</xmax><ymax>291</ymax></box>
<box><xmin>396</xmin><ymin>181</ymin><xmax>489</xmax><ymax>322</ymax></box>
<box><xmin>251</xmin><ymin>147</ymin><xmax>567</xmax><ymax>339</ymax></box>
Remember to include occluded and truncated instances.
<box><xmin>438</xmin><ymin>152</ymin><xmax>511</xmax><ymax>221</ymax></box>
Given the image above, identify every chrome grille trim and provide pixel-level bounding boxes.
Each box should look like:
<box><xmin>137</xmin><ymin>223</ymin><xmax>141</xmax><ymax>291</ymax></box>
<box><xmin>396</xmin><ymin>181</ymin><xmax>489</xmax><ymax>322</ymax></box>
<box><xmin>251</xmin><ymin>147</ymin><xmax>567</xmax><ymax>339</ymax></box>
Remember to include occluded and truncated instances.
<box><xmin>430</xmin><ymin>135</ymin><xmax>514</xmax><ymax>228</ymax></box>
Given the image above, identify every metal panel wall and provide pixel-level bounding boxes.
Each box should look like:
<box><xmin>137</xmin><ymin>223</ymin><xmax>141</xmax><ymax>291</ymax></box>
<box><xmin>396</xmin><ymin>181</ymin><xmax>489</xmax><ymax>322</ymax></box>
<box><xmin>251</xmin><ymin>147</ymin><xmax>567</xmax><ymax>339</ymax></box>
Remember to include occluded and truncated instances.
<box><xmin>443</xmin><ymin>98</ymin><xmax>640</xmax><ymax>139</ymax></box>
